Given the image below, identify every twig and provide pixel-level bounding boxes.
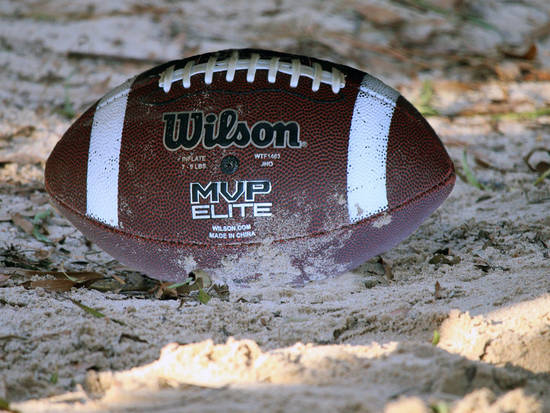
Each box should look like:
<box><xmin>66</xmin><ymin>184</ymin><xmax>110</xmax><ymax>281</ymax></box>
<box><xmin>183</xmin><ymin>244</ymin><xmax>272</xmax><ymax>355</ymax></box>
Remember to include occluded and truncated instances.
<box><xmin>67</xmin><ymin>51</ymin><xmax>165</xmax><ymax>65</ymax></box>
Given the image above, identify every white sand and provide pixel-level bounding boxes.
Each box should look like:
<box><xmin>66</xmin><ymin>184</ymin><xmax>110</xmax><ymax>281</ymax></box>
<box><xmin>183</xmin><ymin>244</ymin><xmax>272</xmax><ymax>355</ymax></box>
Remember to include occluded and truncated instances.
<box><xmin>1</xmin><ymin>0</ymin><xmax>549</xmax><ymax>411</ymax></box>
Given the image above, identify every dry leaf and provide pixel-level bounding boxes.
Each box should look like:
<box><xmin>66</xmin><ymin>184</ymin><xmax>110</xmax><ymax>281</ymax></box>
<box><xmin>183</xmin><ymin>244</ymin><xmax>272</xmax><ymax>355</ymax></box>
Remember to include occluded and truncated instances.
<box><xmin>11</xmin><ymin>213</ymin><xmax>34</xmax><ymax>235</ymax></box>
<box><xmin>26</xmin><ymin>279</ymin><xmax>75</xmax><ymax>292</ymax></box>
<box><xmin>502</xmin><ymin>43</ymin><xmax>537</xmax><ymax>60</ymax></box>
<box><xmin>23</xmin><ymin>270</ymin><xmax>104</xmax><ymax>282</ymax></box>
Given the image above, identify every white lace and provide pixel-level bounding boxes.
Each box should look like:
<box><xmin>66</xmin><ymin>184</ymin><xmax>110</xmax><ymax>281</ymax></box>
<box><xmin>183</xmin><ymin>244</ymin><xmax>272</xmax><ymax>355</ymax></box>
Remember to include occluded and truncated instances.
<box><xmin>158</xmin><ymin>51</ymin><xmax>346</xmax><ymax>94</ymax></box>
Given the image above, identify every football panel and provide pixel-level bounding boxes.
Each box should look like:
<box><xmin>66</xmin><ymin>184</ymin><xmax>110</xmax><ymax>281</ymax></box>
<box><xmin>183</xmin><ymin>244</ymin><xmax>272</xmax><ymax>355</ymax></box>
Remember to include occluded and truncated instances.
<box><xmin>45</xmin><ymin>104</ymin><xmax>95</xmax><ymax>215</ymax></box>
<box><xmin>336</xmin><ymin>171</ymin><xmax>455</xmax><ymax>270</ymax></box>
<box><xmin>112</xmin><ymin>50</ymin><xmax>365</xmax><ymax>245</ymax></box>
<box><xmin>48</xmin><ymin>166</ymin><xmax>454</xmax><ymax>286</ymax></box>
<box><xmin>386</xmin><ymin>95</ymin><xmax>454</xmax><ymax>209</ymax></box>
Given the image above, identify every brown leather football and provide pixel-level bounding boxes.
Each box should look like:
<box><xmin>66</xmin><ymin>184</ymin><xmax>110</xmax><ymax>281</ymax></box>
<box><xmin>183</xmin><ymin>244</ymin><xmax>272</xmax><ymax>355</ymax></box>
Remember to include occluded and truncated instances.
<box><xmin>45</xmin><ymin>49</ymin><xmax>455</xmax><ymax>287</ymax></box>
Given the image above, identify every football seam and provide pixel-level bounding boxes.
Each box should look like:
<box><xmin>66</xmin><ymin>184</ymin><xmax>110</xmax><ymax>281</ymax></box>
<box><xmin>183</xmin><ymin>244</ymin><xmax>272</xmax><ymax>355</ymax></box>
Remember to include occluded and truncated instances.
<box><xmin>141</xmin><ymin>85</ymin><xmax>345</xmax><ymax>106</ymax></box>
<box><xmin>46</xmin><ymin>166</ymin><xmax>455</xmax><ymax>250</ymax></box>
<box><xmin>158</xmin><ymin>51</ymin><xmax>346</xmax><ymax>93</ymax></box>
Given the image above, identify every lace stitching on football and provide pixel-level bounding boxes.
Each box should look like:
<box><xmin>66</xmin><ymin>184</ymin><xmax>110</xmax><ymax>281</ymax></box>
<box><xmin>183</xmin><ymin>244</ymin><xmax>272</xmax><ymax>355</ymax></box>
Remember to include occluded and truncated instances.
<box><xmin>158</xmin><ymin>51</ymin><xmax>346</xmax><ymax>94</ymax></box>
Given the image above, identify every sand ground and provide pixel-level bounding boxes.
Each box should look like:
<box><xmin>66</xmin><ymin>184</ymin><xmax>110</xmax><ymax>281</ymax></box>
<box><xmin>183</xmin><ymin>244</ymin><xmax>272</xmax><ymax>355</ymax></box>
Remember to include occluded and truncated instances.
<box><xmin>1</xmin><ymin>0</ymin><xmax>549</xmax><ymax>412</ymax></box>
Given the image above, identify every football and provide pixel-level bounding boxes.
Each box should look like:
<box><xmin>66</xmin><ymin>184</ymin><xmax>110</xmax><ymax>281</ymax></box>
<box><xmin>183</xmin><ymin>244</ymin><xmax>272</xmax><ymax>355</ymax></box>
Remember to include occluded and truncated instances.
<box><xmin>45</xmin><ymin>49</ymin><xmax>455</xmax><ymax>286</ymax></box>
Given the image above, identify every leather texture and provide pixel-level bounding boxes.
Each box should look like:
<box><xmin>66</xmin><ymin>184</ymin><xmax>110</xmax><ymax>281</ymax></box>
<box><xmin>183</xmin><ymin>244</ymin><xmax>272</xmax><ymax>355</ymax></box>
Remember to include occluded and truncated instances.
<box><xmin>45</xmin><ymin>48</ymin><xmax>455</xmax><ymax>285</ymax></box>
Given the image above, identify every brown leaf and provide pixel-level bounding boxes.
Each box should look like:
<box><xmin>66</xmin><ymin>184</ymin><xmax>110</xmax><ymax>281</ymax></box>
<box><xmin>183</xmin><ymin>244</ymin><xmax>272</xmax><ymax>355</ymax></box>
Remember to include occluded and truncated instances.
<box><xmin>23</xmin><ymin>270</ymin><xmax>104</xmax><ymax>282</ymax></box>
<box><xmin>502</xmin><ymin>43</ymin><xmax>537</xmax><ymax>60</ymax></box>
<box><xmin>11</xmin><ymin>213</ymin><xmax>34</xmax><ymax>235</ymax></box>
<box><xmin>64</xmin><ymin>271</ymin><xmax>104</xmax><ymax>282</ymax></box>
<box><xmin>25</xmin><ymin>279</ymin><xmax>75</xmax><ymax>292</ymax></box>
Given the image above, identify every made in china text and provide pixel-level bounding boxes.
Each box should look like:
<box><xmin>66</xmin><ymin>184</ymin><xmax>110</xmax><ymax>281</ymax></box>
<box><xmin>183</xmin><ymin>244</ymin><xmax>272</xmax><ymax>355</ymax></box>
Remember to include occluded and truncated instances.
<box><xmin>190</xmin><ymin>180</ymin><xmax>272</xmax><ymax>219</ymax></box>
<box><xmin>163</xmin><ymin>109</ymin><xmax>301</xmax><ymax>150</ymax></box>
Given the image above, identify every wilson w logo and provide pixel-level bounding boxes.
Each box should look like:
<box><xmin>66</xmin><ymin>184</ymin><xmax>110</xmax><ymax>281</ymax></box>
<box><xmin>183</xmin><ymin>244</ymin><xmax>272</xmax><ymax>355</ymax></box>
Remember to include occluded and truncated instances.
<box><xmin>163</xmin><ymin>109</ymin><xmax>302</xmax><ymax>150</ymax></box>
